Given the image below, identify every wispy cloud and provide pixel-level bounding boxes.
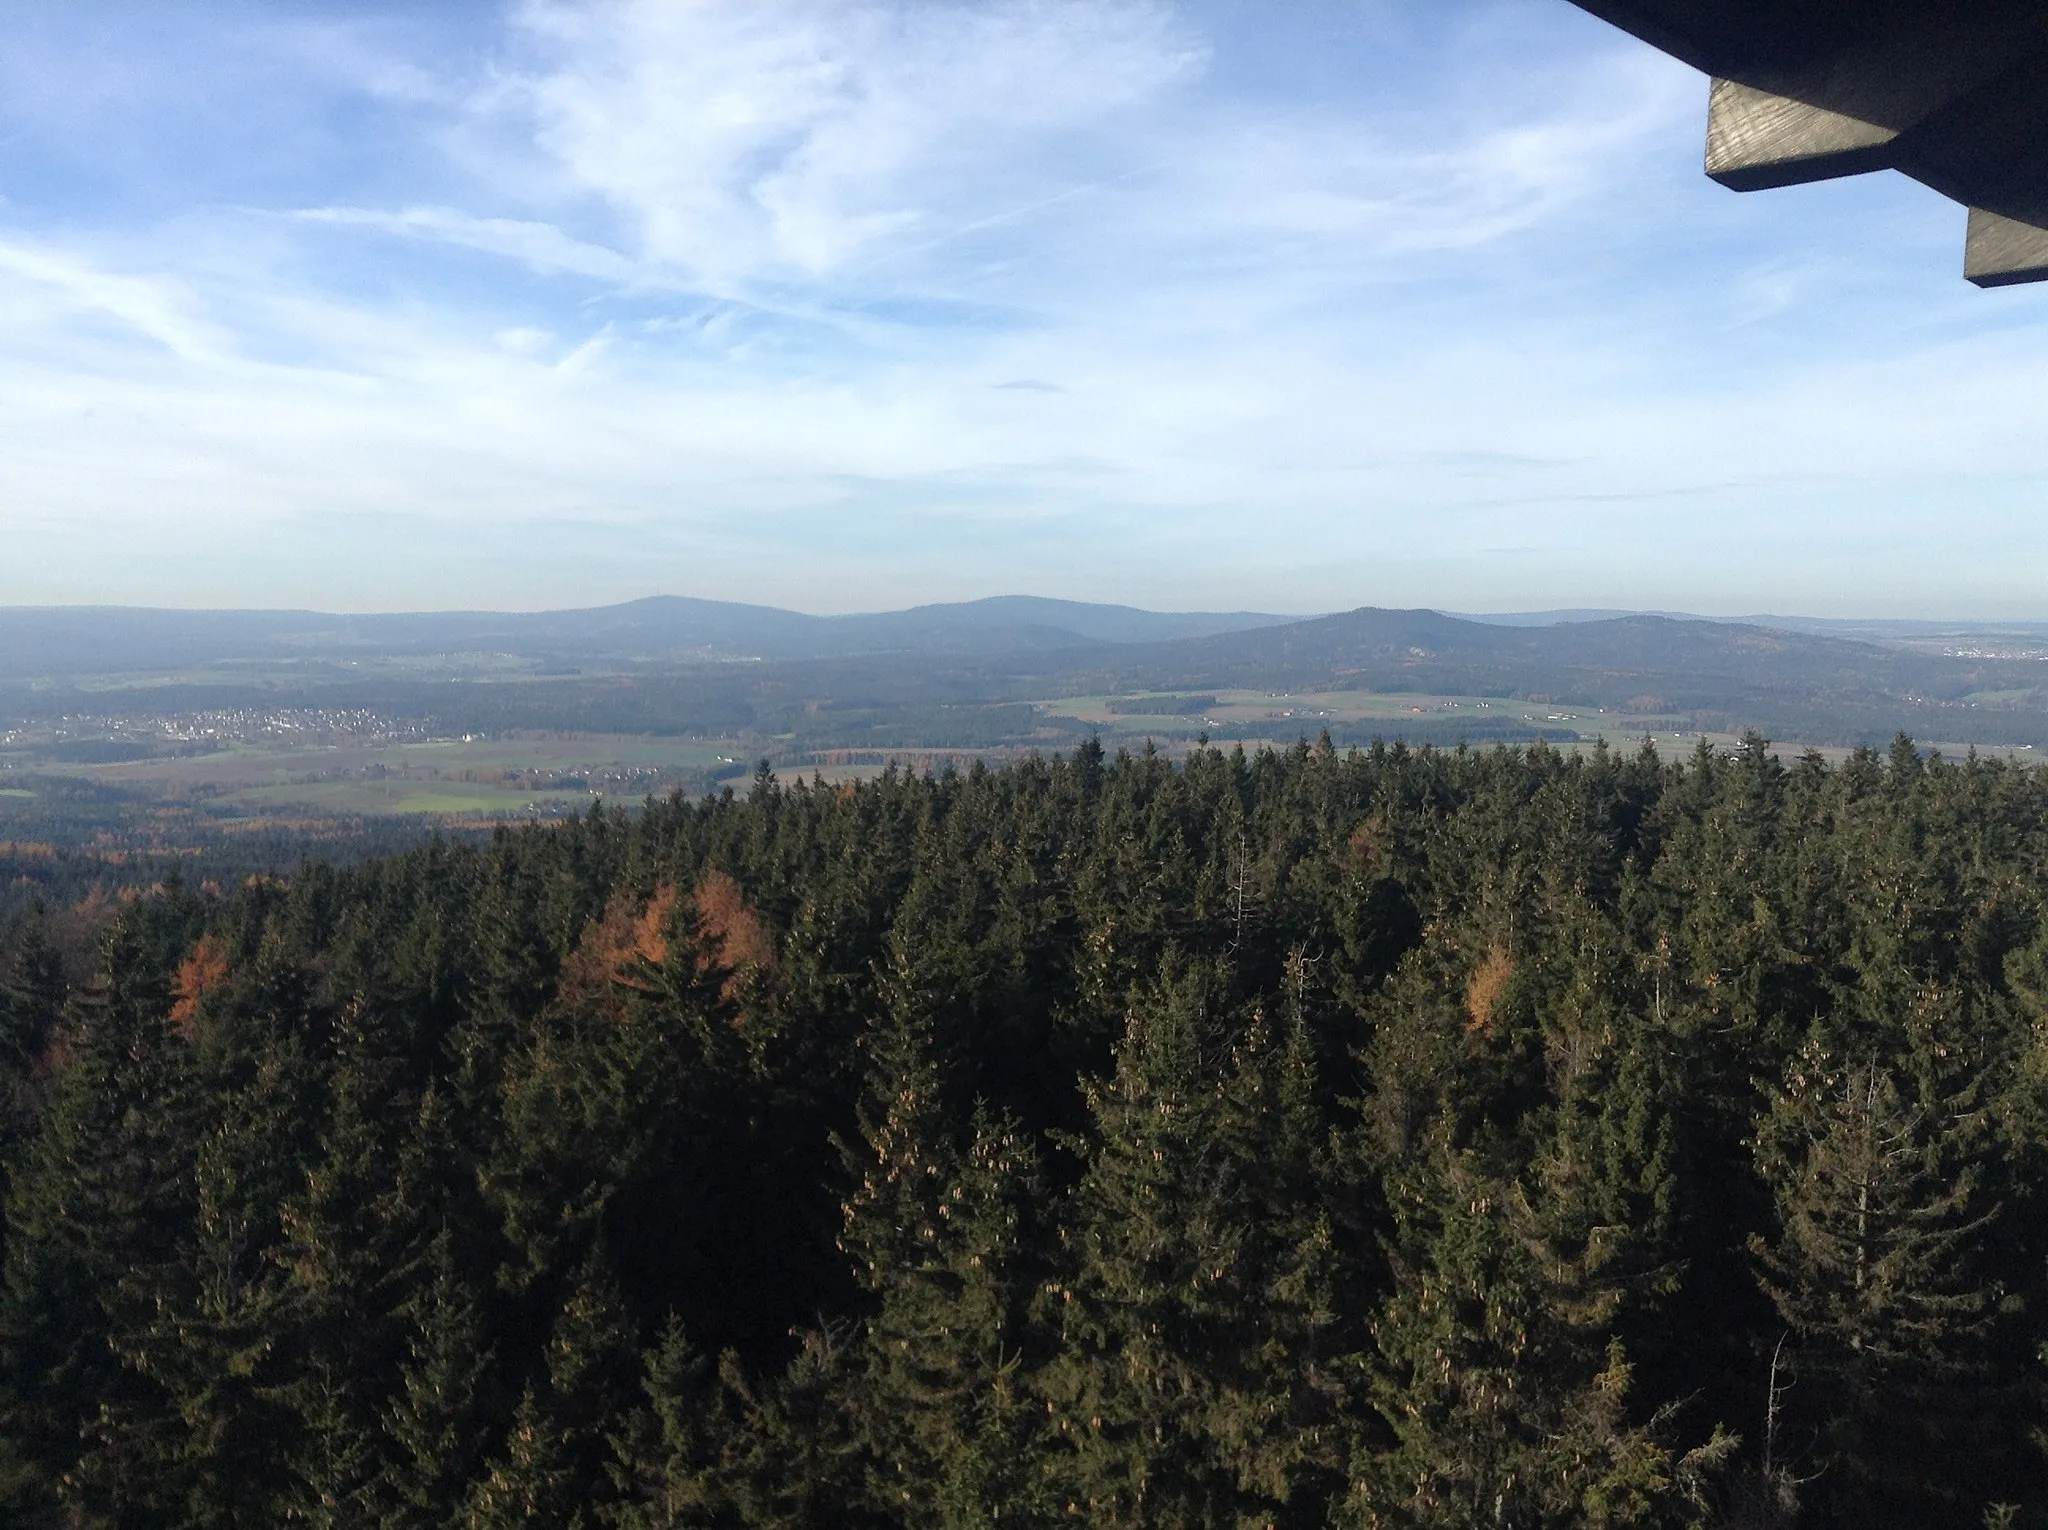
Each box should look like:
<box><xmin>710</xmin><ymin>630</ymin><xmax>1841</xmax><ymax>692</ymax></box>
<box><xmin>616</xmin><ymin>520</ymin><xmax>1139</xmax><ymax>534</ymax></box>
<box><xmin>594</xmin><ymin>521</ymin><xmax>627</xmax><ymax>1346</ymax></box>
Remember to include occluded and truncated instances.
<box><xmin>504</xmin><ymin>0</ymin><xmax>1203</xmax><ymax>288</ymax></box>
<box><xmin>0</xmin><ymin>241</ymin><xmax>231</xmax><ymax>364</ymax></box>
<box><xmin>295</xmin><ymin>205</ymin><xmax>641</xmax><ymax>283</ymax></box>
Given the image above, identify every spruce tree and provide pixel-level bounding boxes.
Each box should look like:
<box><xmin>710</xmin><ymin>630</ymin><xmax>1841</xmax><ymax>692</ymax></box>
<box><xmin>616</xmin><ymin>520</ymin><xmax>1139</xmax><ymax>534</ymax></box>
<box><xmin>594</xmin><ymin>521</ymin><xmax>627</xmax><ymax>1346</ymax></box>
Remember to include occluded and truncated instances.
<box><xmin>107</xmin><ymin>1110</ymin><xmax>301</xmax><ymax>1525</ymax></box>
<box><xmin>1345</xmin><ymin>1148</ymin><xmax>1710</xmax><ymax>1529</ymax></box>
<box><xmin>281</xmin><ymin>1362</ymin><xmax>382</xmax><ymax>1529</ymax></box>
<box><xmin>1749</xmin><ymin>1042</ymin><xmax>2005</xmax><ymax>1526</ymax></box>
<box><xmin>0</xmin><ymin>906</ymin><xmax>64</xmax><ymax>1132</ymax></box>
<box><xmin>1038</xmin><ymin>959</ymin><xmax>1344</xmax><ymax>1526</ymax></box>
<box><xmin>382</xmin><ymin>1230</ymin><xmax>494</xmax><ymax>1529</ymax></box>
<box><xmin>714</xmin><ymin>1327</ymin><xmax>874</xmax><ymax>1530</ymax></box>
<box><xmin>1344</xmin><ymin>891</ymin><xmax>1717</xmax><ymax>1529</ymax></box>
<box><xmin>837</xmin><ymin>994</ymin><xmax>1055</xmax><ymax>1526</ymax></box>
<box><xmin>0</xmin><ymin>926</ymin><xmax>200</xmax><ymax>1525</ymax></box>
<box><xmin>603</xmin><ymin>1317</ymin><xmax>731</xmax><ymax>1529</ymax></box>
<box><xmin>459</xmin><ymin>1251</ymin><xmax>635</xmax><ymax>1530</ymax></box>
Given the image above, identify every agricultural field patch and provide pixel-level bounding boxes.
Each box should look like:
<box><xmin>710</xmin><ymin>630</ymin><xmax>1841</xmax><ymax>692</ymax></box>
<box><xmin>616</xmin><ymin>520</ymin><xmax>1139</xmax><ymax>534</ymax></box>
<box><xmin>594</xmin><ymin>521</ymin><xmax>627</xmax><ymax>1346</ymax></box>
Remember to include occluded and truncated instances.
<box><xmin>0</xmin><ymin>730</ymin><xmax>752</xmax><ymax>835</ymax></box>
<box><xmin>234</xmin><ymin>783</ymin><xmax>562</xmax><ymax>816</ymax></box>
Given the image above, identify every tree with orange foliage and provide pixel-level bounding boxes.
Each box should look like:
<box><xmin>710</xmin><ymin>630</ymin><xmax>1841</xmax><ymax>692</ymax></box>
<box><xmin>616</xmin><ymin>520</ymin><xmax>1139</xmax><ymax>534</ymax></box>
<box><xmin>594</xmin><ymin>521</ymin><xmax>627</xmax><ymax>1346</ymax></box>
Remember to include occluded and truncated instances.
<box><xmin>691</xmin><ymin>870</ymin><xmax>775</xmax><ymax>1002</ymax></box>
<box><xmin>169</xmin><ymin>934</ymin><xmax>231</xmax><ymax>1037</ymax></box>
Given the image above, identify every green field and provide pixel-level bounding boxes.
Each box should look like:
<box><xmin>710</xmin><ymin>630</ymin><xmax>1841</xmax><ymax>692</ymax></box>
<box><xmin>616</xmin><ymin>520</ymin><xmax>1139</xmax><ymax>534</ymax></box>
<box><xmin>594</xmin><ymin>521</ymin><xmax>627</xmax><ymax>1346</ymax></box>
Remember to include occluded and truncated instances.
<box><xmin>4</xmin><ymin>733</ymin><xmax>747</xmax><ymax>821</ymax></box>
<box><xmin>230</xmin><ymin>783</ymin><xmax>571</xmax><ymax>816</ymax></box>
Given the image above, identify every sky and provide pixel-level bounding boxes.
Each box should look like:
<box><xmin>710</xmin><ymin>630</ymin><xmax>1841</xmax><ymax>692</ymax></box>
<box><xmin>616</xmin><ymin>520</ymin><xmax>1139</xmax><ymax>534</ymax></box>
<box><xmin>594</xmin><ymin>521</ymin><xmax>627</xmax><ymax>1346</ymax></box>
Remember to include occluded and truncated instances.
<box><xmin>2</xmin><ymin>0</ymin><xmax>2045</xmax><ymax>618</ymax></box>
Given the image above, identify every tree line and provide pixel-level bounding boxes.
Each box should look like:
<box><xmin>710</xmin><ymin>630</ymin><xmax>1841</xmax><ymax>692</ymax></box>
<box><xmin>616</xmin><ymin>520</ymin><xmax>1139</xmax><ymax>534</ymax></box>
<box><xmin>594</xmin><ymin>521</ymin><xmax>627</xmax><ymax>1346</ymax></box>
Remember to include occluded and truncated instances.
<box><xmin>0</xmin><ymin>733</ymin><xmax>2043</xmax><ymax>1527</ymax></box>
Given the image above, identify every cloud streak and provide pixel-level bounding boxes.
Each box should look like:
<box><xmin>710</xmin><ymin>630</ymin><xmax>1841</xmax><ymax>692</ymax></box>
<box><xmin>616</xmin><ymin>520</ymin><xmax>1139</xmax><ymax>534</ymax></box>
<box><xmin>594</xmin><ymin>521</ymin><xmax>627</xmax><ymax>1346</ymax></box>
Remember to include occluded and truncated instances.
<box><xmin>0</xmin><ymin>241</ymin><xmax>232</xmax><ymax>365</ymax></box>
<box><xmin>295</xmin><ymin>205</ymin><xmax>641</xmax><ymax>283</ymax></box>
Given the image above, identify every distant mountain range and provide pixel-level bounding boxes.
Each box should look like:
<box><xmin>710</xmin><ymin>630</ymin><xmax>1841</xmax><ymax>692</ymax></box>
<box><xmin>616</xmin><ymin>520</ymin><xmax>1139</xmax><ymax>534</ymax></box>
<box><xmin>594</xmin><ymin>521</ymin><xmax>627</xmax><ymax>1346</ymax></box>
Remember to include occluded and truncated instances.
<box><xmin>0</xmin><ymin>595</ymin><xmax>1297</xmax><ymax>678</ymax></box>
<box><xmin>1053</xmin><ymin>608</ymin><xmax>2043</xmax><ymax>731</ymax></box>
<box><xmin>6</xmin><ymin>595</ymin><xmax>2047</xmax><ymax>681</ymax></box>
<box><xmin>1460</xmin><ymin>610</ymin><xmax>2048</xmax><ymax>640</ymax></box>
<box><xmin>1</xmin><ymin>596</ymin><xmax>2044</xmax><ymax>750</ymax></box>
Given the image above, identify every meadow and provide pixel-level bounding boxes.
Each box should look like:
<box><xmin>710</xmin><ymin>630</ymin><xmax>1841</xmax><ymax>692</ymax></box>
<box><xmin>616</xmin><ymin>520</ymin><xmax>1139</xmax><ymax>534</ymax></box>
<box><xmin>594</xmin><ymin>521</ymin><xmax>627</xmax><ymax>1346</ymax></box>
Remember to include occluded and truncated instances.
<box><xmin>0</xmin><ymin>733</ymin><xmax>750</xmax><ymax>830</ymax></box>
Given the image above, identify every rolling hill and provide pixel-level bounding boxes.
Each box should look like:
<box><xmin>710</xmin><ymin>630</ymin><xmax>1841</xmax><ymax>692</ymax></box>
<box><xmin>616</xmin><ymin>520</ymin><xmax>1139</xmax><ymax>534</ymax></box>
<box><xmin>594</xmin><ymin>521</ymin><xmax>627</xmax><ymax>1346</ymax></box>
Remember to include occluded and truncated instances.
<box><xmin>0</xmin><ymin>596</ymin><xmax>1298</xmax><ymax>678</ymax></box>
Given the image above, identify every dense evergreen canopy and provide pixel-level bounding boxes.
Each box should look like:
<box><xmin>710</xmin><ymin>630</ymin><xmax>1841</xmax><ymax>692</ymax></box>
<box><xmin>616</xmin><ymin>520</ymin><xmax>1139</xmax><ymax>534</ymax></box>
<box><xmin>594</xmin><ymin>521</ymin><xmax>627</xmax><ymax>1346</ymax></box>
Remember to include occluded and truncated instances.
<box><xmin>1</xmin><ymin>734</ymin><xmax>2043</xmax><ymax>1527</ymax></box>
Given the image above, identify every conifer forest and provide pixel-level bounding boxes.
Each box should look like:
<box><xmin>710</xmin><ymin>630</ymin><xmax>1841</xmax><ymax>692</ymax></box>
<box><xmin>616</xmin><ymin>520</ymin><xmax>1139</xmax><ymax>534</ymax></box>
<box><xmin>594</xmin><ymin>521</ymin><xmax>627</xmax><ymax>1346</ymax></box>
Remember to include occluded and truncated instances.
<box><xmin>3</xmin><ymin>734</ymin><xmax>2047</xmax><ymax>1528</ymax></box>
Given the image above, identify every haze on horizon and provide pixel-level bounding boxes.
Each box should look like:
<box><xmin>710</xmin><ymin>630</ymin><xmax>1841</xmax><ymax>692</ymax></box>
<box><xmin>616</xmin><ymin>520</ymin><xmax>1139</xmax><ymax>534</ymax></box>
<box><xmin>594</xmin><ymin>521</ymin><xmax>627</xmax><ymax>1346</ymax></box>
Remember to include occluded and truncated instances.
<box><xmin>3</xmin><ymin>0</ymin><xmax>2045</xmax><ymax>621</ymax></box>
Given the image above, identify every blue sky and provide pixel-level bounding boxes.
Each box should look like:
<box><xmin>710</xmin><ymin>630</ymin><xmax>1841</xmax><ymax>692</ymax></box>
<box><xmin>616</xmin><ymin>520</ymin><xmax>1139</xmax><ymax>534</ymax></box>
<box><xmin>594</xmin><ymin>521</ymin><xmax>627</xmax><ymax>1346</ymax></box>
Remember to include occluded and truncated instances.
<box><xmin>2</xmin><ymin>0</ymin><xmax>2044</xmax><ymax>617</ymax></box>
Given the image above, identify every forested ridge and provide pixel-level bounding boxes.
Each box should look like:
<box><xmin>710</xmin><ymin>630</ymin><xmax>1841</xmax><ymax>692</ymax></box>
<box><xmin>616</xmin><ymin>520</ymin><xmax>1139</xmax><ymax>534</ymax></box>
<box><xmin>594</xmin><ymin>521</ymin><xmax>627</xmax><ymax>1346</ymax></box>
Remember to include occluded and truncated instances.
<box><xmin>1</xmin><ymin>734</ymin><xmax>2045</xmax><ymax>1527</ymax></box>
